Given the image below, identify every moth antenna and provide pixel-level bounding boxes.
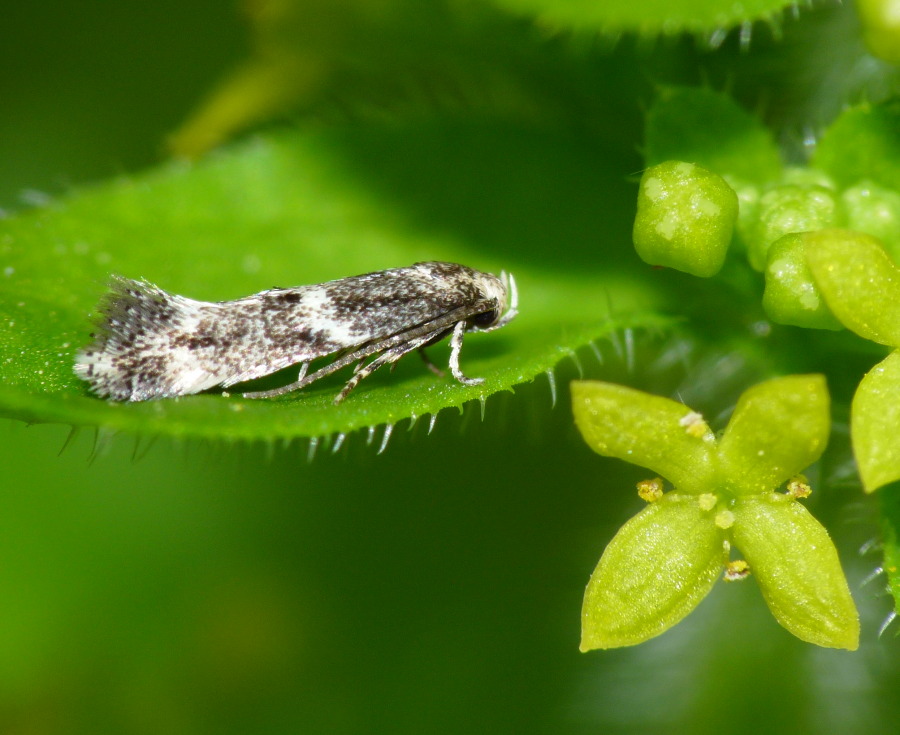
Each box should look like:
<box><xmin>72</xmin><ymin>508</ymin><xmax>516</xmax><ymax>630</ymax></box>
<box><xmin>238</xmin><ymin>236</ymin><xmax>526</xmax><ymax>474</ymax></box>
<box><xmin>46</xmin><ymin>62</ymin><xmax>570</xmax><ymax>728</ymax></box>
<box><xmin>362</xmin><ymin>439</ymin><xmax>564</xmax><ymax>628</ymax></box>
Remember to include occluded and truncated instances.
<box><xmin>507</xmin><ymin>271</ymin><xmax>518</xmax><ymax>316</ymax></box>
<box><xmin>486</xmin><ymin>271</ymin><xmax>518</xmax><ymax>330</ymax></box>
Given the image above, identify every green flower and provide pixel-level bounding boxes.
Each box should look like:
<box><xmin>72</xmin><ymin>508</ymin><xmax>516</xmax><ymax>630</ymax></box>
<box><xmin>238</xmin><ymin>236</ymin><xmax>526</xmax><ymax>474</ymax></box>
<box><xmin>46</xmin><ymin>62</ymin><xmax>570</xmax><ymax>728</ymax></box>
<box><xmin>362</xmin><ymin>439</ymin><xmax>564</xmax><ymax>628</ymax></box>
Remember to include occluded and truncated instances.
<box><xmin>572</xmin><ymin>376</ymin><xmax>859</xmax><ymax>651</ymax></box>
<box><xmin>805</xmin><ymin>230</ymin><xmax>900</xmax><ymax>492</ymax></box>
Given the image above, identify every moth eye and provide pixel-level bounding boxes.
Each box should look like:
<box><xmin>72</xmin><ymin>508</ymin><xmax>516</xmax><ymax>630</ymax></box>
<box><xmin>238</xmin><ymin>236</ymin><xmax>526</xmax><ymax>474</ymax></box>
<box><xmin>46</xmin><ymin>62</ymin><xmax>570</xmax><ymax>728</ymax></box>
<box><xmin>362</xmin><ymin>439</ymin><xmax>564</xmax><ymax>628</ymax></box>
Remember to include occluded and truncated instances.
<box><xmin>471</xmin><ymin>309</ymin><xmax>497</xmax><ymax>328</ymax></box>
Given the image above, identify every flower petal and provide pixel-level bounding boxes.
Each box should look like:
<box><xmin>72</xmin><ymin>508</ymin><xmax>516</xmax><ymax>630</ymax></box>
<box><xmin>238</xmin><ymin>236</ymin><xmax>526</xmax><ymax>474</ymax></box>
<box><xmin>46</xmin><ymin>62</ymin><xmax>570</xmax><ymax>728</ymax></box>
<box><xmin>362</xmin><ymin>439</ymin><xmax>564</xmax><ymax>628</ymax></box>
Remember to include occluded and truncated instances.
<box><xmin>580</xmin><ymin>493</ymin><xmax>726</xmax><ymax>650</ymax></box>
<box><xmin>717</xmin><ymin>375</ymin><xmax>830</xmax><ymax>496</ymax></box>
<box><xmin>852</xmin><ymin>350</ymin><xmax>900</xmax><ymax>492</ymax></box>
<box><xmin>732</xmin><ymin>495</ymin><xmax>859</xmax><ymax>650</ymax></box>
<box><xmin>805</xmin><ymin>229</ymin><xmax>900</xmax><ymax>346</ymax></box>
<box><xmin>571</xmin><ymin>381</ymin><xmax>715</xmax><ymax>494</ymax></box>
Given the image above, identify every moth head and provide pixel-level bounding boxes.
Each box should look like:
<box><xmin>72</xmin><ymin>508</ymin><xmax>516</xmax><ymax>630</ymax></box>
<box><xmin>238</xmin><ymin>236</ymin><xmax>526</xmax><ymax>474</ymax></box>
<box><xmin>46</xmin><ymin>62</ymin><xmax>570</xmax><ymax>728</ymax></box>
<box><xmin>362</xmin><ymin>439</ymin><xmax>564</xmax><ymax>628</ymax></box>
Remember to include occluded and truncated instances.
<box><xmin>469</xmin><ymin>270</ymin><xmax>517</xmax><ymax>332</ymax></box>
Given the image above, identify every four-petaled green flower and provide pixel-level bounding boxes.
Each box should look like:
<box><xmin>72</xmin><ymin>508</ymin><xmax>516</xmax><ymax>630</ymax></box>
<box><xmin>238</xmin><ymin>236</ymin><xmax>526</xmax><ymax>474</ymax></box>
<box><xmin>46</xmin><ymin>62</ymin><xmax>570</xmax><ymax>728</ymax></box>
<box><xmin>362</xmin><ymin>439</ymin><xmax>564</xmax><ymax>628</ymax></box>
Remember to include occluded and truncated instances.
<box><xmin>572</xmin><ymin>375</ymin><xmax>859</xmax><ymax>651</ymax></box>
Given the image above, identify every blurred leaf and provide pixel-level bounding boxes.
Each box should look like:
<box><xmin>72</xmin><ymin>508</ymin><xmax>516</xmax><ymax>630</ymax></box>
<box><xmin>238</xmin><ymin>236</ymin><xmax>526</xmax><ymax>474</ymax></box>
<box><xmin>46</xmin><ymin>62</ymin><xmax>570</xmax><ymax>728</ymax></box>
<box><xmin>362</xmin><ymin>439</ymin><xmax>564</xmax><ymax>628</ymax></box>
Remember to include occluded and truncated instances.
<box><xmin>489</xmin><ymin>0</ymin><xmax>800</xmax><ymax>35</ymax></box>
<box><xmin>644</xmin><ymin>87</ymin><xmax>782</xmax><ymax>186</ymax></box>
<box><xmin>814</xmin><ymin>100</ymin><xmax>900</xmax><ymax>190</ymax></box>
<box><xmin>732</xmin><ymin>494</ymin><xmax>859</xmax><ymax>650</ymax></box>
<box><xmin>0</xmin><ymin>122</ymin><xmax>668</xmax><ymax>440</ymax></box>
<box><xmin>170</xmin><ymin>0</ymin><xmax>570</xmax><ymax>157</ymax></box>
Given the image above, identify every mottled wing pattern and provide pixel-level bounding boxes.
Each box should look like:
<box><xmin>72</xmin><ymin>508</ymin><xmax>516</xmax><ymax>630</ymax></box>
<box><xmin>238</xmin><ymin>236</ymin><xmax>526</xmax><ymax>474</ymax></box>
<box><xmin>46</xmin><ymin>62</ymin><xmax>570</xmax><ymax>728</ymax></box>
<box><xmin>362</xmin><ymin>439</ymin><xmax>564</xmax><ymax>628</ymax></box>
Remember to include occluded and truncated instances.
<box><xmin>74</xmin><ymin>262</ymin><xmax>503</xmax><ymax>401</ymax></box>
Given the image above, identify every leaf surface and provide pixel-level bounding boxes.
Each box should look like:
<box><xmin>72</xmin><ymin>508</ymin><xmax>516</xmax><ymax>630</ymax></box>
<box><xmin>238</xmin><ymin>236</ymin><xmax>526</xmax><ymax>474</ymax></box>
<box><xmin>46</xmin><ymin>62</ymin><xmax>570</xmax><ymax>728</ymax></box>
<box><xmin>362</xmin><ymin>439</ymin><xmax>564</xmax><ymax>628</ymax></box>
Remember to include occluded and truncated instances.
<box><xmin>0</xmin><ymin>123</ymin><xmax>667</xmax><ymax>439</ymax></box>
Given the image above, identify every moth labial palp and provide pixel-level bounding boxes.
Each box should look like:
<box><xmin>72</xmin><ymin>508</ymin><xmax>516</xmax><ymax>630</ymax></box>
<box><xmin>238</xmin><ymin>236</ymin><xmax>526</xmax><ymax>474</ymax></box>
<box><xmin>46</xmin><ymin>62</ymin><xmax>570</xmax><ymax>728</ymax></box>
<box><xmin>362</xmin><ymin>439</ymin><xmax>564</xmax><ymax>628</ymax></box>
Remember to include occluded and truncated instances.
<box><xmin>73</xmin><ymin>261</ymin><xmax>518</xmax><ymax>404</ymax></box>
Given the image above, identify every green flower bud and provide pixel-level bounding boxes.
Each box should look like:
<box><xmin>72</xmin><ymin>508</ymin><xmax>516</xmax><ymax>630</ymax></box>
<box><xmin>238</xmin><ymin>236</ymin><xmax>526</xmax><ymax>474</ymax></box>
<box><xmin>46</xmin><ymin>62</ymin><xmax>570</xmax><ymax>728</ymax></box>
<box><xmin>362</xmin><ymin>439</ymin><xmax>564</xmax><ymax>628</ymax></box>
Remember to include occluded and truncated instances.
<box><xmin>762</xmin><ymin>232</ymin><xmax>844</xmax><ymax>331</ymax></box>
<box><xmin>842</xmin><ymin>181</ymin><xmax>900</xmax><ymax>261</ymax></box>
<box><xmin>747</xmin><ymin>184</ymin><xmax>843</xmax><ymax>271</ymax></box>
<box><xmin>633</xmin><ymin>161</ymin><xmax>738</xmax><ymax>277</ymax></box>
<box><xmin>781</xmin><ymin>167</ymin><xmax>837</xmax><ymax>190</ymax></box>
<box><xmin>857</xmin><ymin>0</ymin><xmax>900</xmax><ymax>63</ymax></box>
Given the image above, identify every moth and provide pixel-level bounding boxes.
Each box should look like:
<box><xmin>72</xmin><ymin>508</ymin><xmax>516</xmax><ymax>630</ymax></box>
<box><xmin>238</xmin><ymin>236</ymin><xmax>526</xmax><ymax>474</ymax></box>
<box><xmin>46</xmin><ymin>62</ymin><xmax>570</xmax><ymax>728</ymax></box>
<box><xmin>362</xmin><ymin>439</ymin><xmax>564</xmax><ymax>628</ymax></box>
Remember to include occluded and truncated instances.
<box><xmin>74</xmin><ymin>261</ymin><xmax>518</xmax><ymax>403</ymax></box>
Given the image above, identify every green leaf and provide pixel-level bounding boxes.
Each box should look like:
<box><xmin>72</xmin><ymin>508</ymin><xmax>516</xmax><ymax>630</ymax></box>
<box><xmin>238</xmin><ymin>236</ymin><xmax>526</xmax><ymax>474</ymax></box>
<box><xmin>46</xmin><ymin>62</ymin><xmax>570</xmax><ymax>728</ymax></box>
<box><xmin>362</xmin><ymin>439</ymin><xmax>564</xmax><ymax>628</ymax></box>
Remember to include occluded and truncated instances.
<box><xmin>632</xmin><ymin>161</ymin><xmax>738</xmax><ymax>277</ymax></box>
<box><xmin>581</xmin><ymin>493</ymin><xmax>726</xmax><ymax>651</ymax></box>
<box><xmin>571</xmin><ymin>381</ymin><xmax>716</xmax><ymax>494</ymax></box>
<box><xmin>851</xmin><ymin>351</ymin><xmax>900</xmax><ymax>493</ymax></box>
<box><xmin>762</xmin><ymin>233</ymin><xmax>844</xmax><ymax>331</ymax></box>
<box><xmin>717</xmin><ymin>375</ymin><xmax>830</xmax><ymax>496</ymax></box>
<box><xmin>814</xmin><ymin>100</ymin><xmax>900</xmax><ymax>191</ymax></box>
<box><xmin>0</xmin><ymin>124</ymin><xmax>668</xmax><ymax>440</ymax></box>
<box><xmin>805</xmin><ymin>229</ymin><xmax>900</xmax><ymax>347</ymax></box>
<box><xmin>644</xmin><ymin>87</ymin><xmax>782</xmax><ymax>186</ymax></box>
<box><xmin>168</xmin><ymin>0</ymin><xmax>548</xmax><ymax>157</ymax></box>
<box><xmin>732</xmin><ymin>494</ymin><xmax>860</xmax><ymax>650</ymax></box>
<box><xmin>489</xmin><ymin>0</ymin><xmax>798</xmax><ymax>35</ymax></box>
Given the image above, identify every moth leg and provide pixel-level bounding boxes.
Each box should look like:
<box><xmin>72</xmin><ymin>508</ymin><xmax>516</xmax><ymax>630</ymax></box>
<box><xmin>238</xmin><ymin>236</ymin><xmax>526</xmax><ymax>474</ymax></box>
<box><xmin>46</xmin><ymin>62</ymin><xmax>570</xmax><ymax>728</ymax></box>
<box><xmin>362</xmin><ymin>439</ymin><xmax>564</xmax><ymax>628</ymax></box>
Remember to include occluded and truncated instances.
<box><xmin>449</xmin><ymin>320</ymin><xmax>484</xmax><ymax>386</ymax></box>
<box><xmin>335</xmin><ymin>333</ymin><xmax>437</xmax><ymax>404</ymax></box>
<box><xmin>243</xmin><ymin>305</ymin><xmax>476</xmax><ymax>400</ymax></box>
<box><xmin>418</xmin><ymin>347</ymin><xmax>445</xmax><ymax>377</ymax></box>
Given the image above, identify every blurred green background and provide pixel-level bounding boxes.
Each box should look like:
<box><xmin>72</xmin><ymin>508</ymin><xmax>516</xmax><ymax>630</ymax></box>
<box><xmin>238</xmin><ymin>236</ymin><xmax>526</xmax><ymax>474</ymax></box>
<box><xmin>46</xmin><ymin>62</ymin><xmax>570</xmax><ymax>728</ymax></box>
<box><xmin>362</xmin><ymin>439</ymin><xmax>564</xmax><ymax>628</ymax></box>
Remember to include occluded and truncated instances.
<box><xmin>2</xmin><ymin>1</ymin><xmax>899</xmax><ymax>733</ymax></box>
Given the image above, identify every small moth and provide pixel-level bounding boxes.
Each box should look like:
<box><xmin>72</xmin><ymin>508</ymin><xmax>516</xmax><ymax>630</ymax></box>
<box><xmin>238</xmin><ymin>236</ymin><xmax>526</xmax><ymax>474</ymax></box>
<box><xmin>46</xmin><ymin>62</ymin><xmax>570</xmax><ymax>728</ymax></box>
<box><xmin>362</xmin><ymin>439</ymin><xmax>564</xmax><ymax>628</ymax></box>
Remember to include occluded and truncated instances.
<box><xmin>74</xmin><ymin>261</ymin><xmax>518</xmax><ymax>403</ymax></box>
